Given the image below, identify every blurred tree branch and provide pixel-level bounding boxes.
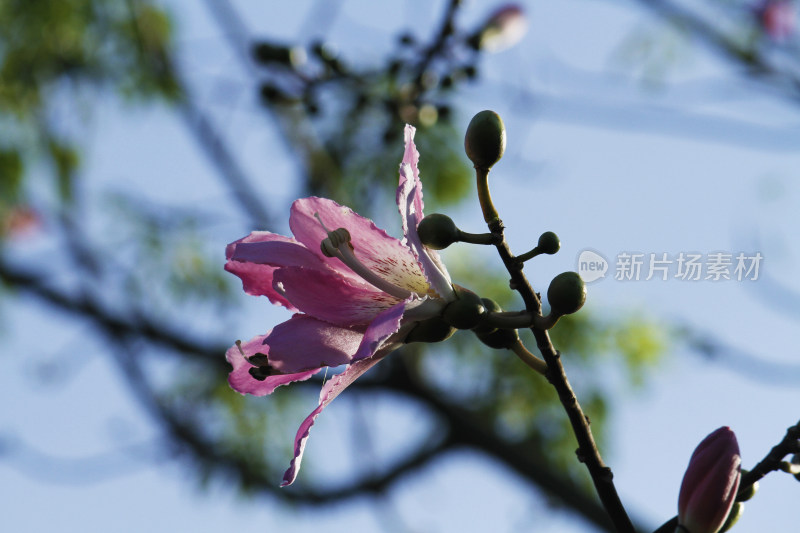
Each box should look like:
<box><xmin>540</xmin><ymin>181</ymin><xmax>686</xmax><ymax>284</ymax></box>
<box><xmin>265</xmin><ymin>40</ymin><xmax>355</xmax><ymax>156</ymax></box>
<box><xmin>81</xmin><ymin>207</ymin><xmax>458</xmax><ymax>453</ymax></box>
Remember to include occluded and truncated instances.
<box><xmin>4</xmin><ymin>1</ymin><xmax>799</xmax><ymax>532</ymax></box>
<box><xmin>632</xmin><ymin>0</ymin><xmax>800</xmax><ymax>99</ymax></box>
<box><xmin>0</xmin><ymin>251</ymin><xmax>639</xmax><ymax>530</ymax></box>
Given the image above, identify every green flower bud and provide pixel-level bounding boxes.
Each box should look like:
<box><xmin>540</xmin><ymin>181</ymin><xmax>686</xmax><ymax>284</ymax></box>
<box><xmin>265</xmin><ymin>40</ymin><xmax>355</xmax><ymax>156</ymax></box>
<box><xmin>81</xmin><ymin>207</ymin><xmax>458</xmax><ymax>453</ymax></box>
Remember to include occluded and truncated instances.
<box><xmin>464</xmin><ymin>110</ymin><xmax>506</xmax><ymax>169</ymax></box>
<box><xmin>405</xmin><ymin>316</ymin><xmax>456</xmax><ymax>344</ymax></box>
<box><xmin>417</xmin><ymin>213</ymin><xmax>459</xmax><ymax>250</ymax></box>
<box><xmin>792</xmin><ymin>454</ymin><xmax>800</xmax><ymax>482</ymax></box>
<box><xmin>718</xmin><ymin>502</ymin><xmax>744</xmax><ymax>533</ymax></box>
<box><xmin>547</xmin><ymin>272</ymin><xmax>586</xmax><ymax>316</ymax></box>
<box><xmin>472</xmin><ymin>297</ymin><xmax>503</xmax><ymax>335</ymax></box>
<box><xmin>737</xmin><ymin>470</ymin><xmax>758</xmax><ymax>502</ymax></box>
<box><xmin>443</xmin><ymin>286</ymin><xmax>486</xmax><ymax>329</ymax></box>
<box><xmin>537</xmin><ymin>231</ymin><xmax>560</xmax><ymax>255</ymax></box>
<box><xmin>252</xmin><ymin>42</ymin><xmax>306</xmax><ymax>67</ymax></box>
<box><xmin>475</xmin><ymin>325</ymin><xmax>519</xmax><ymax>349</ymax></box>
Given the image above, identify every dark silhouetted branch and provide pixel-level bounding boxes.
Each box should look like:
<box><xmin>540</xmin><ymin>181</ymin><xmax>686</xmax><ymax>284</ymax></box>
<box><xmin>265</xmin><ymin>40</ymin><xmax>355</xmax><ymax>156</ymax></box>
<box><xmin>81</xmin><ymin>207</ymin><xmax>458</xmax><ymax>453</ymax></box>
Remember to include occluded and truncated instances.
<box><xmin>0</xmin><ymin>258</ymin><xmax>226</xmax><ymax>366</ymax></box>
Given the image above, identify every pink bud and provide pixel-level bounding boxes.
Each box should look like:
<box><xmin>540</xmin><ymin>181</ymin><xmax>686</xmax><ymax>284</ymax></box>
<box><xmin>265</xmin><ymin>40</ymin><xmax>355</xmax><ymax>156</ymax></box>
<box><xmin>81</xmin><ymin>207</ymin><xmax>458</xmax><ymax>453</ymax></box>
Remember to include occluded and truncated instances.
<box><xmin>678</xmin><ymin>427</ymin><xmax>741</xmax><ymax>533</ymax></box>
<box><xmin>759</xmin><ymin>1</ymin><xmax>796</xmax><ymax>41</ymax></box>
<box><xmin>477</xmin><ymin>5</ymin><xmax>528</xmax><ymax>53</ymax></box>
<box><xmin>1</xmin><ymin>205</ymin><xmax>41</xmax><ymax>239</ymax></box>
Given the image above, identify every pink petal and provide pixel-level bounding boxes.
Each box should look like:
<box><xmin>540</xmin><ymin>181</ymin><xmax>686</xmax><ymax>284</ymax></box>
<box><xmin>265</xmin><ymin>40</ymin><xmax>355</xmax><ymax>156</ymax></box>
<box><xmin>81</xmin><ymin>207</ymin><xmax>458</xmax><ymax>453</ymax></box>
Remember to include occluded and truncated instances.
<box><xmin>396</xmin><ymin>125</ymin><xmax>454</xmax><ymax>300</ymax></box>
<box><xmin>226</xmin><ymin>335</ymin><xmax>320</xmax><ymax>396</ymax></box>
<box><xmin>275</xmin><ymin>266</ymin><xmax>400</xmax><ymax>326</ymax></box>
<box><xmin>232</xmin><ymin>240</ymin><xmax>326</xmax><ymax>271</ymax></box>
<box><xmin>349</xmin><ymin>300</ymin><xmax>407</xmax><ymax>362</ymax></box>
<box><xmin>265</xmin><ymin>315</ymin><xmax>366</xmax><ymax>373</ymax></box>
<box><xmin>225</xmin><ymin>232</ymin><xmax>298</xmax><ymax>310</ymax></box>
<box><xmin>290</xmin><ymin>197</ymin><xmax>430</xmax><ymax>295</ymax></box>
<box><xmin>396</xmin><ymin>125</ymin><xmax>423</xmax><ymax>237</ymax></box>
<box><xmin>280</xmin><ymin>302</ymin><xmax>407</xmax><ymax>486</ymax></box>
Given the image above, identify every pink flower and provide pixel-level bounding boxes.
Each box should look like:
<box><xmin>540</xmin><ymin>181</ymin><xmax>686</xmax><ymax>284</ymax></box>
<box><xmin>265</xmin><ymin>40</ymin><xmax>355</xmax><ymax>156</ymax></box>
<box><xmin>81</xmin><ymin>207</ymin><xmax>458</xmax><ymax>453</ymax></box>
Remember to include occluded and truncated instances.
<box><xmin>225</xmin><ymin>125</ymin><xmax>455</xmax><ymax>486</ymax></box>
<box><xmin>1</xmin><ymin>205</ymin><xmax>41</xmax><ymax>239</ymax></box>
<box><xmin>475</xmin><ymin>5</ymin><xmax>528</xmax><ymax>53</ymax></box>
<box><xmin>758</xmin><ymin>1</ymin><xmax>796</xmax><ymax>41</ymax></box>
<box><xmin>678</xmin><ymin>427</ymin><xmax>741</xmax><ymax>533</ymax></box>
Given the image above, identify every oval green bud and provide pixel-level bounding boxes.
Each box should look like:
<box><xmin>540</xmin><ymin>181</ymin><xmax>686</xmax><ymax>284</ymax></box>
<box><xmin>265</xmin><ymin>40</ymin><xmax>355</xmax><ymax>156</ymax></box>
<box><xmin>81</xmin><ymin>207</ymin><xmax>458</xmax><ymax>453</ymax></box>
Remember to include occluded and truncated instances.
<box><xmin>417</xmin><ymin>213</ymin><xmax>459</xmax><ymax>250</ymax></box>
<box><xmin>472</xmin><ymin>297</ymin><xmax>503</xmax><ymax>335</ymax></box>
<box><xmin>252</xmin><ymin>42</ymin><xmax>306</xmax><ymax>67</ymax></box>
<box><xmin>475</xmin><ymin>326</ymin><xmax>519</xmax><ymax>349</ymax></box>
<box><xmin>547</xmin><ymin>272</ymin><xmax>586</xmax><ymax>316</ymax></box>
<box><xmin>718</xmin><ymin>502</ymin><xmax>744</xmax><ymax>533</ymax></box>
<box><xmin>737</xmin><ymin>470</ymin><xmax>758</xmax><ymax>502</ymax></box>
<box><xmin>405</xmin><ymin>316</ymin><xmax>457</xmax><ymax>344</ymax></box>
<box><xmin>537</xmin><ymin>231</ymin><xmax>561</xmax><ymax>255</ymax></box>
<box><xmin>443</xmin><ymin>286</ymin><xmax>486</xmax><ymax>329</ymax></box>
<box><xmin>464</xmin><ymin>110</ymin><xmax>506</xmax><ymax>169</ymax></box>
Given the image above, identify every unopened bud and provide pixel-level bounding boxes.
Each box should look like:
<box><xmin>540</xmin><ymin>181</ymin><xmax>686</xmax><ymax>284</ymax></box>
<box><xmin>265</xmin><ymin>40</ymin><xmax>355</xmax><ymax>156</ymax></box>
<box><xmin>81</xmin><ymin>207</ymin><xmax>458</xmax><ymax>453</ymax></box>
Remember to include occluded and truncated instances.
<box><xmin>472</xmin><ymin>298</ymin><xmax>503</xmax><ymax>336</ymax></box>
<box><xmin>473</xmin><ymin>5</ymin><xmax>528</xmax><ymax>53</ymax></box>
<box><xmin>736</xmin><ymin>470</ymin><xmax>758</xmax><ymax>502</ymax></box>
<box><xmin>443</xmin><ymin>286</ymin><xmax>486</xmax><ymax>329</ymax></box>
<box><xmin>417</xmin><ymin>213</ymin><xmax>459</xmax><ymax>250</ymax></box>
<box><xmin>678</xmin><ymin>427</ymin><xmax>741</xmax><ymax>533</ymax></box>
<box><xmin>718</xmin><ymin>502</ymin><xmax>744</xmax><ymax>533</ymax></box>
<box><xmin>537</xmin><ymin>231</ymin><xmax>560</xmax><ymax>255</ymax></box>
<box><xmin>405</xmin><ymin>317</ymin><xmax>456</xmax><ymax>344</ymax></box>
<box><xmin>793</xmin><ymin>454</ymin><xmax>800</xmax><ymax>482</ymax></box>
<box><xmin>465</xmin><ymin>110</ymin><xmax>506</xmax><ymax>170</ymax></box>
<box><xmin>759</xmin><ymin>1</ymin><xmax>795</xmax><ymax>42</ymax></box>
<box><xmin>547</xmin><ymin>272</ymin><xmax>586</xmax><ymax>316</ymax></box>
<box><xmin>252</xmin><ymin>42</ymin><xmax>307</xmax><ymax>67</ymax></box>
<box><xmin>475</xmin><ymin>325</ymin><xmax>519</xmax><ymax>349</ymax></box>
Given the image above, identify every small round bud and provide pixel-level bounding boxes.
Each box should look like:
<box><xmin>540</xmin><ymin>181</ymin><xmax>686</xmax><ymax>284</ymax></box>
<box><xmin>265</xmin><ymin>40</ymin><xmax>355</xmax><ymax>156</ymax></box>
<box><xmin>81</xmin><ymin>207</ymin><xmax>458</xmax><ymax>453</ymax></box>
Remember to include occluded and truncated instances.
<box><xmin>259</xmin><ymin>84</ymin><xmax>280</xmax><ymax>102</ymax></box>
<box><xmin>405</xmin><ymin>317</ymin><xmax>456</xmax><ymax>344</ymax></box>
<box><xmin>252</xmin><ymin>42</ymin><xmax>306</xmax><ymax>67</ymax></box>
<box><xmin>718</xmin><ymin>502</ymin><xmax>744</xmax><ymax>533</ymax></box>
<box><xmin>472</xmin><ymin>298</ymin><xmax>503</xmax><ymax>335</ymax></box>
<box><xmin>464</xmin><ymin>110</ymin><xmax>506</xmax><ymax>169</ymax></box>
<box><xmin>443</xmin><ymin>286</ymin><xmax>486</xmax><ymax>329</ymax></box>
<box><xmin>398</xmin><ymin>33</ymin><xmax>415</xmax><ymax>46</ymax></box>
<box><xmin>475</xmin><ymin>326</ymin><xmax>519</xmax><ymax>349</ymax></box>
<box><xmin>737</xmin><ymin>470</ymin><xmax>758</xmax><ymax>502</ymax></box>
<box><xmin>537</xmin><ymin>231</ymin><xmax>560</xmax><ymax>255</ymax></box>
<box><xmin>547</xmin><ymin>272</ymin><xmax>586</xmax><ymax>316</ymax></box>
<box><xmin>417</xmin><ymin>213</ymin><xmax>459</xmax><ymax>250</ymax></box>
<box><xmin>475</xmin><ymin>5</ymin><xmax>528</xmax><ymax>53</ymax></box>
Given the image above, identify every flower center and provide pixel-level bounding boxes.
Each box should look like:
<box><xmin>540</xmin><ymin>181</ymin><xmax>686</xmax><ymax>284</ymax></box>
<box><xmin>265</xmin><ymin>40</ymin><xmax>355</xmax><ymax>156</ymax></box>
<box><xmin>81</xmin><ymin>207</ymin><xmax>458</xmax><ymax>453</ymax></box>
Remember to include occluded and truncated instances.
<box><xmin>314</xmin><ymin>212</ymin><xmax>413</xmax><ymax>300</ymax></box>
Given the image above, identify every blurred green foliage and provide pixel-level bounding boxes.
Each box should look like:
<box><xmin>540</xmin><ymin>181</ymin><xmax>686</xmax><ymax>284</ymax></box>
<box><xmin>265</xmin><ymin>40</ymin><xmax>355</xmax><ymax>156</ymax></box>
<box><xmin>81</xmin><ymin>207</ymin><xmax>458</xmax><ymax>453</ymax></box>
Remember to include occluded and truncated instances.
<box><xmin>0</xmin><ymin>0</ymin><xmax>178</xmax><ymax>234</ymax></box>
<box><xmin>0</xmin><ymin>0</ymin><xmax>178</xmax><ymax>115</ymax></box>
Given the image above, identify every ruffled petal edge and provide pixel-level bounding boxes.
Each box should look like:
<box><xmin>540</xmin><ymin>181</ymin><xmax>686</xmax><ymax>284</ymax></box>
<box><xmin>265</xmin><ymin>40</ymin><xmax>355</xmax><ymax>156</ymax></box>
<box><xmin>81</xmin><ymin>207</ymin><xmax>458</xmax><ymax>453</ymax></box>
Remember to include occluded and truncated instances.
<box><xmin>280</xmin><ymin>301</ymin><xmax>407</xmax><ymax>486</ymax></box>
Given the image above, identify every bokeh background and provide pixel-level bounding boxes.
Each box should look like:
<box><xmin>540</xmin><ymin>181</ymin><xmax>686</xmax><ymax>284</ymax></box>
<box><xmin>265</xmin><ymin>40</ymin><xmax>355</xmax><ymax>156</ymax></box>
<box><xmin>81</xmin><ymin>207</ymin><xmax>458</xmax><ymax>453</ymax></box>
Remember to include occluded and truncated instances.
<box><xmin>1</xmin><ymin>1</ymin><xmax>798</xmax><ymax>531</ymax></box>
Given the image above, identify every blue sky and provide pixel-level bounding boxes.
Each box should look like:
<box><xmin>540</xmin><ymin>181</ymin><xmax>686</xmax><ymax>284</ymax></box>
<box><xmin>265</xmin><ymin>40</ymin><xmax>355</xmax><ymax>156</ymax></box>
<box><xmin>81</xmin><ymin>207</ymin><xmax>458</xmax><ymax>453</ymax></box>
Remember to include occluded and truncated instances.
<box><xmin>2</xmin><ymin>1</ymin><xmax>799</xmax><ymax>532</ymax></box>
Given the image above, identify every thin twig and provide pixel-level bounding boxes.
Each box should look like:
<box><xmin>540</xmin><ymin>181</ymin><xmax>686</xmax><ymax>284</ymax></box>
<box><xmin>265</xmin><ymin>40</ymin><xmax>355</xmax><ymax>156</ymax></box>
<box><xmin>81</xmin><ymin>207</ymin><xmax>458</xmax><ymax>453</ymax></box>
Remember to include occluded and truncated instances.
<box><xmin>476</xmin><ymin>167</ymin><xmax>636</xmax><ymax>532</ymax></box>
